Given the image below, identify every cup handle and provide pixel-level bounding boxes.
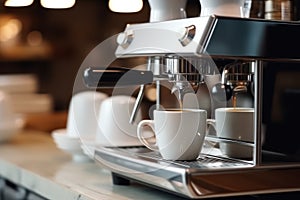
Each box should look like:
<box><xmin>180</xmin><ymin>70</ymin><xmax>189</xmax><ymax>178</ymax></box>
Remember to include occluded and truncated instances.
<box><xmin>205</xmin><ymin>119</ymin><xmax>218</xmax><ymax>147</ymax></box>
<box><xmin>207</xmin><ymin>119</ymin><xmax>216</xmax><ymax>130</ymax></box>
<box><xmin>137</xmin><ymin>120</ymin><xmax>159</xmax><ymax>151</ymax></box>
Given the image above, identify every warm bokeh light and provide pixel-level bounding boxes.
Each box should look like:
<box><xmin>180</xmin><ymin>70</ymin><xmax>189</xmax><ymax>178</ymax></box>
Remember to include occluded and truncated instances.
<box><xmin>0</xmin><ymin>18</ymin><xmax>22</xmax><ymax>43</ymax></box>
<box><xmin>27</xmin><ymin>31</ymin><xmax>43</xmax><ymax>46</ymax></box>
<box><xmin>109</xmin><ymin>0</ymin><xmax>143</xmax><ymax>13</ymax></box>
<box><xmin>40</xmin><ymin>0</ymin><xmax>76</xmax><ymax>9</ymax></box>
<box><xmin>4</xmin><ymin>0</ymin><xmax>34</xmax><ymax>7</ymax></box>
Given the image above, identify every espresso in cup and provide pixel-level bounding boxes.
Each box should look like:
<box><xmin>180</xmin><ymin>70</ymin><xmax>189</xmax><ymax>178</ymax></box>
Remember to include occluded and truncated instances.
<box><xmin>137</xmin><ymin>108</ymin><xmax>207</xmax><ymax>161</ymax></box>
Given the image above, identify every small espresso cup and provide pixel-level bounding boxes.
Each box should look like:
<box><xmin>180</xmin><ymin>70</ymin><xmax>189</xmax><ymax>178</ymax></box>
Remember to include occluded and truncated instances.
<box><xmin>208</xmin><ymin>107</ymin><xmax>254</xmax><ymax>158</ymax></box>
<box><xmin>137</xmin><ymin>109</ymin><xmax>207</xmax><ymax>161</ymax></box>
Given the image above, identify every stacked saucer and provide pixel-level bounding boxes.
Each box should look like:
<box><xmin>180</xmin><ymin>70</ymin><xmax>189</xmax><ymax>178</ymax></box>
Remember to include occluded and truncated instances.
<box><xmin>0</xmin><ymin>90</ymin><xmax>25</xmax><ymax>142</ymax></box>
<box><xmin>0</xmin><ymin>117</ymin><xmax>24</xmax><ymax>143</ymax></box>
<box><xmin>0</xmin><ymin>74</ymin><xmax>53</xmax><ymax>114</ymax></box>
<box><xmin>51</xmin><ymin>129</ymin><xmax>91</xmax><ymax>162</ymax></box>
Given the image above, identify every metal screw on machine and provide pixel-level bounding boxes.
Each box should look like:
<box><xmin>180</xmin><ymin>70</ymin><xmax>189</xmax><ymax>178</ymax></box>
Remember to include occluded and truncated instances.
<box><xmin>178</xmin><ymin>25</ymin><xmax>196</xmax><ymax>46</ymax></box>
<box><xmin>117</xmin><ymin>30</ymin><xmax>134</xmax><ymax>49</ymax></box>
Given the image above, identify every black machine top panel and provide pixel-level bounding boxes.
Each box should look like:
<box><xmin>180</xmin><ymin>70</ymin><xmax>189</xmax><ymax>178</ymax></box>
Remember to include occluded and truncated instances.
<box><xmin>204</xmin><ymin>16</ymin><xmax>300</xmax><ymax>60</ymax></box>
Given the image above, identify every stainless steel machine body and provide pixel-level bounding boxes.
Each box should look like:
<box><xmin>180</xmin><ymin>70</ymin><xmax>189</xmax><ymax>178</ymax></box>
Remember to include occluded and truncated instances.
<box><xmin>92</xmin><ymin>15</ymin><xmax>300</xmax><ymax>198</ymax></box>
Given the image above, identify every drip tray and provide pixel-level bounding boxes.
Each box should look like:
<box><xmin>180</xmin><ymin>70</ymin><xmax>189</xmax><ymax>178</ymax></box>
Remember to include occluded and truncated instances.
<box><xmin>94</xmin><ymin>146</ymin><xmax>300</xmax><ymax>199</ymax></box>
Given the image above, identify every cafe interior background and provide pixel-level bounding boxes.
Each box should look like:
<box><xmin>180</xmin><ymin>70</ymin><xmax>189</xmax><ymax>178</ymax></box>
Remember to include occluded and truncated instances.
<box><xmin>0</xmin><ymin>0</ymin><xmax>300</xmax><ymax>199</ymax></box>
<box><xmin>0</xmin><ymin>0</ymin><xmax>299</xmax><ymax>130</ymax></box>
<box><xmin>0</xmin><ymin>0</ymin><xmax>207</xmax><ymax>131</ymax></box>
<box><xmin>0</xmin><ymin>0</ymin><xmax>289</xmax><ymax>131</ymax></box>
<box><xmin>0</xmin><ymin>0</ymin><xmax>146</xmax><ymax>109</ymax></box>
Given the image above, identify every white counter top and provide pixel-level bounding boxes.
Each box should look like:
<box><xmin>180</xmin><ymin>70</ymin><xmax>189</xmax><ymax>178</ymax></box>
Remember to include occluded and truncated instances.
<box><xmin>0</xmin><ymin>130</ymin><xmax>183</xmax><ymax>200</ymax></box>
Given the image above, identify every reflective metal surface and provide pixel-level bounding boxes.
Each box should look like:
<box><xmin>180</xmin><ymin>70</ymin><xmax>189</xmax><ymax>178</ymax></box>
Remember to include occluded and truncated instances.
<box><xmin>94</xmin><ymin>146</ymin><xmax>300</xmax><ymax>198</ymax></box>
<box><xmin>91</xmin><ymin>16</ymin><xmax>300</xmax><ymax>199</ymax></box>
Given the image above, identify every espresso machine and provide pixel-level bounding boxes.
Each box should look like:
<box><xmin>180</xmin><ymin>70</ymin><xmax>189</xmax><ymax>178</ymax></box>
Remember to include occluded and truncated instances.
<box><xmin>84</xmin><ymin>0</ymin><xmax>300</xmax><ymax>198</ymax></box>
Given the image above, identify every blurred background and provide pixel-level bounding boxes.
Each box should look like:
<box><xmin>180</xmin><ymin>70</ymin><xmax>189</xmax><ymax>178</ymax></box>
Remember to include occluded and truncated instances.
<box><xmin>0</xmin><ymin>0</ymin><xmax>201</xmax><ymax>112</ymax></box>
<box><xmin>2</xmin><ymin>0</ymin><xmax>298</xmax><ymax>132</ymax></box>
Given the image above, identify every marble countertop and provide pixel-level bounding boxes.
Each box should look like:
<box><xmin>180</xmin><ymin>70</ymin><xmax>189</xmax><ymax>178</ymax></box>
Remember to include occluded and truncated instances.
<box><xmin>0</xmin><ymin>130</ymin><xmax>184</xmax><ymax>200</ymax></box>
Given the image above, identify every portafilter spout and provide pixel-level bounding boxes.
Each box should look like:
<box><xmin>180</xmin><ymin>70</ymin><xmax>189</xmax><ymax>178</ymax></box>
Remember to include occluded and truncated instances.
<box><xmin>211</xmin><ymin>61</ymin><xmax>254</xmax><ymax>102</ymax></box>
<box><xmin>129</xmin><ymin>55</ymin><xmax>204</xmax><ymax>124</ymax></box>
<box><xmin>129</xmin><ymin>0</ymin><xmax>189</xmax><ymax>123</ymax></box>
<box><xmin>164</xmin><ymin>55</ymin><xmax>204</xmax><ymax>103</ymax></box>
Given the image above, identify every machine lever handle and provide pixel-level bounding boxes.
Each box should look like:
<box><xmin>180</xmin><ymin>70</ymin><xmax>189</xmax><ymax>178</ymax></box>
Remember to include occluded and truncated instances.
<box><xmin>84</xmin><ymin>67</ymin><xmax>153</xmax><ymax>88</ymax></box>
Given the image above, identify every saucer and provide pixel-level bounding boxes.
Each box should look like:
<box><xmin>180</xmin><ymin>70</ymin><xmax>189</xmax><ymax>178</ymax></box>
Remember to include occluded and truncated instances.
<box><xmin>51</xmin><ymin>129</ymin><xmax>91</xmax><ymax>162</ymax></box>
<box><xmin>52</xmin><ymin>129</ymin><xmax>80</xmax><ymax>146</ymax></box>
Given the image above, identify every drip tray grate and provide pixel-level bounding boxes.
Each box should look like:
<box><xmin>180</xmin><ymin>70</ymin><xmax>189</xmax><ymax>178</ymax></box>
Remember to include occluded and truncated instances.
<box><xmin>105</xmin><ymin>146</ymin><xmax>254</xmax><ymax>171</ymax></box>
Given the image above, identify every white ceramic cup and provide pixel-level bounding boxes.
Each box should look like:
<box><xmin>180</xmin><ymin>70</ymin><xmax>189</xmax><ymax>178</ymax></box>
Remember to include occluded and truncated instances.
<box><xmin>148</xmin><ymin>0</ymin><xmax>187</xmax><ymax>22</ymax></box>
<box><xmin>199</xmin><ymin>0</ymin><xmax>250</xmax><ymax>17</ymax></box>
<box><xmin>207</xmin><ymin>107</ymin><xmax>254</xmax><ymax>158</ymax></box>
<box><xmin>66</xmin><ymin>91</ymin><xmax>108</xmax><ymax>140</ymax></box>
<box><xmin>137</xmin><ymin>109</ymin><xmax>207</xmax><ymax>161</ymax></box>
<box><xmin>96</xmin><ymin>95</ymin><xmax>142</xmax><ymax>147</ymax></box>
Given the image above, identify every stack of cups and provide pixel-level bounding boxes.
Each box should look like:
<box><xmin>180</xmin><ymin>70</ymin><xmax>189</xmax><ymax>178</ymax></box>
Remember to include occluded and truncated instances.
<box><xmin>264</xmin><ymin>0</ymin><xmax>292</xmax><ymax>20</ymax></box>
<box><xmin>96</xmin><ymin>95</ymin><xmax>143</xmax><ymax>147</ymax></box>
<box><xmin>66</xmin><ymin>91</ymin><xmax>108</xmax><ymax>142</ymax></box>
<box><xmin>52</xmin><ymin>90</ymin><xmax>108</xmax><ymax>162</ymax></box>
<box><xmin>55</xmin><ymin>90</ymin><xmax>108</xmax><ymax>160</ymax></box>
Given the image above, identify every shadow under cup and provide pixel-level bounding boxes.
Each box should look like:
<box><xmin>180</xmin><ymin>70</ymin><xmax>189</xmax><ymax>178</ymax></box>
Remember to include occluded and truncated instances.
<box><xmin>215</xmin><ymin>107</ymin><xmax>254</xmax><ymax>159</ymax></box>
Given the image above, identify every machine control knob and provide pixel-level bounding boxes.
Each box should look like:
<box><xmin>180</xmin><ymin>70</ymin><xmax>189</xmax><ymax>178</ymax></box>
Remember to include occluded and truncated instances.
<box><xmin>117</xmin><ymin>30</ymin><xmax>134</xmax><ymax>49</ymax></box>
<box><xmin>178</xmin><ymin>25</ymin><xmax>196</xmax><ymax>46</ymax></box>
